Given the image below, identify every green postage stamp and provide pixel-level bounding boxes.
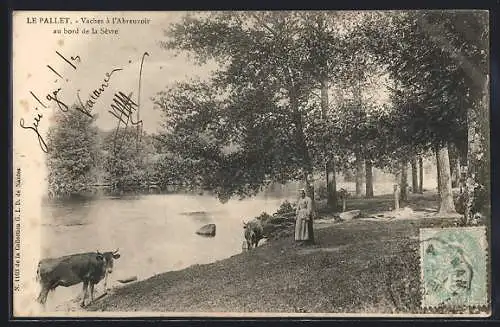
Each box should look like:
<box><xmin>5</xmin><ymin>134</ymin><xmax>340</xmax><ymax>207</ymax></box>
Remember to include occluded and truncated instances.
<box><xmin>420</xmin><ymin>227</ymin><xmax>488</xmax><ymax>309</ymax></box>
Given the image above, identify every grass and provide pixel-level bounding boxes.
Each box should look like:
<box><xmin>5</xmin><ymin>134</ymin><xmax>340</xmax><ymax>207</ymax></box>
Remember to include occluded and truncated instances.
<box><xmin>87</xmin><ymin>191</ymin><xmax>485</xmax><ymax>314</ymax></box>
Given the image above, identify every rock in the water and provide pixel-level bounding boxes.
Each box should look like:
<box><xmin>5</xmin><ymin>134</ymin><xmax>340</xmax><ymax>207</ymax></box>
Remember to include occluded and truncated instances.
<box><xmin>339</xmin><ymin>210</ymin><xmax>361</xmax><ymax>221</ymax></box>
<box><xmin>196</xmin><ymin>223</ymin><xmax>216</xmax><ymax>237</ymax></box>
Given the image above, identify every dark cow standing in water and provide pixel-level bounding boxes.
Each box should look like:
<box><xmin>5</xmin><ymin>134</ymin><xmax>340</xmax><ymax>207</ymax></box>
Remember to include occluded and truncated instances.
<box><xmin>36</xmin><ymin>249</ymin><xmax>120</xmax><ymax>307</ymax></box>
<box><xmin>243</xmin><ymin>220</ymin><xmax>264</xmax><ymax>250</ymax></box>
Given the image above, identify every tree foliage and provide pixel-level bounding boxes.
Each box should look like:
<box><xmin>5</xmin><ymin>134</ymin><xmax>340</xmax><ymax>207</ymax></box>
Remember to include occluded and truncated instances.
<box><xmin>155</xmin><ymin>11</ymin><xmax>488</xmax><ymax>205</ymax></box>
<box><xmin>361</xmin><ymin>10</ymin><xmax>487</xmax><ymax>153</ymax></box>
<box><xmin>101</xmin><ymin>128</ymin><xmax>157</xmax><ymax>194</ymax></box>
<box><xmin>45</xmin><ymin>11</ymin><xmax>488</xmax><ymax>212</ymax></box>
<box><xmin>157</xmin><ymin>12</ymin><xmax>336</xmax><ymax>200</ymax></box>
<box><xmin>46</xmin><ymin>108</ymin><xmax>99</xmax><ymax>197</ymax></box>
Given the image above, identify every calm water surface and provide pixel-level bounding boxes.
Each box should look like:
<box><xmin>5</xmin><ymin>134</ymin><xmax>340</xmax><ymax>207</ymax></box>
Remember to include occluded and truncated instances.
<box><xmin>39</xmin><ymin>193</ymin><xmax>292</xmax><ymax>311</ymax></box>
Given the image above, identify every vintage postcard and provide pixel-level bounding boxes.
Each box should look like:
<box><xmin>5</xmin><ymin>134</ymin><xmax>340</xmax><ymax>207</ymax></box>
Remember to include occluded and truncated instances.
<box><xmin>11</xmin><ymin>10</ymin><xmax>491</xmax><ymax>317</ymax></box>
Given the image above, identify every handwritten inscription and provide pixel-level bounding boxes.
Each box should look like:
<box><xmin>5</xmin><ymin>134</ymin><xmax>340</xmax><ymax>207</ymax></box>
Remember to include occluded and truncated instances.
<box><xmin>19</xmin><ymin>51</ymin><xmax>149</xmax><ymax>153</ymax></box>
<box><xmin>76</xmin><ymin>68</ymin><xmax>123</xmax><ymax>118</ymax></box>
<box><xmin>19</xmin><ymin>51</ymin><xmax>123</xmax><ymax>153</ymax></box>
<box><xmin>19</xmin><ymin>51</ymin><xmax>80</xmax><ymax>153</ymax></box>
<box><xmin>109</xmin><ymin>92</ymin><xmax>140</xmax><ymax>126</ymax></box>
<box><xmin>110</xmin><ymin>52</ymin><xmax>149</xmax><ymax>152</ymax></box>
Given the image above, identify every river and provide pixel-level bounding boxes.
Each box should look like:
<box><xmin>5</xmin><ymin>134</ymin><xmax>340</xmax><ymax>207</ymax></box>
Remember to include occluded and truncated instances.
<box><xmin>39</xmin><ymin>193</ymin><xmax>293</xmax><ymax>311</ymax></box>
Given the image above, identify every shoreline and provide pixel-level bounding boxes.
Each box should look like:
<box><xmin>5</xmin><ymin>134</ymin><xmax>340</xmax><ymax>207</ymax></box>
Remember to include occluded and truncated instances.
<box><xmin>37</xmin><ymin>192</ymin><xmax>485</xmax><ymax>316</ymax></box>
<box><xmin>86</xmin><ymin>209</ymin><xmax>475</xmax><ymax>314</ymax></box>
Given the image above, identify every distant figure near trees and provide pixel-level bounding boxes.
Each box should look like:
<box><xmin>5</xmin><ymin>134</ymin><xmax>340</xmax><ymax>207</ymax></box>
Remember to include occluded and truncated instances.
<box><xmin>295</xmin><ymin>189</ymin><xmax>314</xmax><ymax>245</ymax></box>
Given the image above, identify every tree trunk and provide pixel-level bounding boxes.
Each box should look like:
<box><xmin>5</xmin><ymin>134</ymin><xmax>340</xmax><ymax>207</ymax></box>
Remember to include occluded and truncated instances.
<box><xmin>418</xmin><ymin>156</ymin><xmax>424</xmax><ymax>193</ymax></box>
<box><xmin>449</xmin><ymin>146</ymin><xmax>460</xmax><ymax>188</ymax></box>
<box><xmin>436</xmin><ymin>148</ymin><xmax>441</xmax><ymax>196</ymax></box>
<box><xmin>437</xmin><ymin>145</ymin><xmax>457</xmax><ymax>214</ymax></box>
<box><xmin>464</xmin><ymin>74</ymin><xmax>490</xmax><ymax>224</ymax></box>
<box><xmin>450</xmin><ymin>158</ymin><xmax>457</xmax><ymax>188</ymax></box>
<box><xmin>455</xmin><ymin>159</ymin><xmax>461</xmax><ymax>188</ymax></box>
<box><xmin>326</xmin><ymin>160</ymin><xmax>337</xmax><ymax>210</ymax></box>
<box><xmin>305</xmin><ymin>174</ymin><xmax>315</xmax><ymax>203</ymax></box>
<box><xmin>411</xmin><ymin>156</ymin><xmax>418</xmax><ymax>193</ymax></box>
<box><xmin>400</xmin><ymin>159</ymin><xmax>408</xmax><ymax>202</ymax></box>
<box><xmin>321</xmin><ymin>78</ymin><xmax>337</xmax><ymax>210</ymax></box>
<box><xmin>365</xmin><ymin>160</ymin><xmax>374</xmax><ymax>198</ymax></box>
<box><xmin>394</xmin><ymin>172</ymin><xmax>401</xmax><ymax>211</ymax></box>
<box><xmin>290</xmin><ymin>88</ymin><xmax>313</xmax><ymax>205</ymax></box>
<box><xmin>355</xmin><ymin>152</ymin><xmax>364</xmax><ymax>197</ymax></box>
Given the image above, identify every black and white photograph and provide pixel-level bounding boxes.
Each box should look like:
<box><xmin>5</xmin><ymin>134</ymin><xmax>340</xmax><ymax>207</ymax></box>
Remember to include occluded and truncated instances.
<box><xmin>11</xmin><ymin>10</ymin><xmax>491</xmax><ymax>317</ymax></box>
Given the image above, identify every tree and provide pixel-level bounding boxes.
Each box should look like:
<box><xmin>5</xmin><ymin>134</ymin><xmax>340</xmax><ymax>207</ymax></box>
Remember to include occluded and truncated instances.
<box><xmin>418</xmin><ymin>156</ymin><xmax>424</xmax><ymax>193</ymax></box>
<box><xmin>436</xmin><ymin>147</ymin><xmax>456</xmax><ymax>212</ymax></box>
<box><xmin>46</xmin><ymin>107</ymin><xmax>99</xmax><ymax>198</ymax></box>
<box><xmin>410</xmin><ymin>156</ymin><xmax>419</xmax><ymax>193</ymax></box>
<box><xmin>365</xmin><ymin>159</ymin><xmax>374</xmax><ymax>198</ymax></box>
<box><xmin>412</xmin><ymin>13</ymin><xmax>489</xmax><ymax>217</ymax></box>
<box><xmin>299</xmin><ymin>11</ymin><xmax>359</xmax><ymax>208</ymax></box>
<box><xmin>360</xmin><ymin>10</ymin><xmax>487</xmax><ymax>216</ymax></box>
<box><xmin>400</xmin><ymin>159</ymin><xmax>409</xmax><ymax>202</ymax></box>
<box><xmin>101</xmin><ymin>127</ymin><xmax>152</xmax><ymax>194</ymax></box>
<box><xmin>158</xmin><ymin>12</ymin><xmax>332</xmax><ymax>202</ymax></box>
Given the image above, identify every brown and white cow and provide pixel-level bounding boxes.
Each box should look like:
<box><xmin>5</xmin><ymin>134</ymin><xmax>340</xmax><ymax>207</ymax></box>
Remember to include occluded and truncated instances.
<box><xmin>36</xmin><ymin>249</ymin><xmax>120</xmax><ymax>307</ymax></box>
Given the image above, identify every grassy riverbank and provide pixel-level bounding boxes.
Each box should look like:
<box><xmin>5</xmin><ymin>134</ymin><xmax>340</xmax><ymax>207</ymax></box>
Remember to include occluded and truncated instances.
<box><xmin>87</xmin><ymin>192</ymin><xmax>481</xmax><ymax>314</ymax></box>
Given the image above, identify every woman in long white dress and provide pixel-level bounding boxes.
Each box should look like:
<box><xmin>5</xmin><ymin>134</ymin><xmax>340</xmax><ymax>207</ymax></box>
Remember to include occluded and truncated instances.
<box><xmin>295</xmin><ymin>189</ymin><xmax>314</xmax><ymax>245</ymax></box>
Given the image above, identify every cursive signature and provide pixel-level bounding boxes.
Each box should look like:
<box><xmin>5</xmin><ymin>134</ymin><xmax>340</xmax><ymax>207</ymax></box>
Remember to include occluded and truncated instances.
<box><xmin>20</xmin><ymin>50</ymin><xmax>149</xmax><ymax>154</ymax></box>
<box><xmin>110</xmin><ymin>52</ymin><xmax>149</xmax><ymax>153</ymax></box>
<box><xmin>19</xmin><ymin>50</ymin><xmax>124</xmax><ymax>153</ymax></box>
<box><xmin>76</xmin><ymin>68</ymin><xmax>123</xmax><ymax>118</ymax></box>
<box><xmin>109</xmin><ymin>91</ymin><xmax>141</xmax><ymax>126</ymax></box>
<box><xmin>19</xmin><ymin>113</ymin><xmax>47</xmax><ymax>153</ymax></box>
<box><xmin>19</xmin><ymin>51</ymin><xmax>80</xmax><ymax>153</ymax></box>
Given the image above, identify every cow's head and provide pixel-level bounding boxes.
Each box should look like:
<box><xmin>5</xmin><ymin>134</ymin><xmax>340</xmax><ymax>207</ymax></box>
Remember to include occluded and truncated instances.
<box><xmin>96</xmin><ymin>249</ymin><xmax>121</xmax><ymax>274</ymax></box>
<box><xmin>243</xmin><ymin>221</ymin><xmax>256</xmax><ymax>240</ymax></box>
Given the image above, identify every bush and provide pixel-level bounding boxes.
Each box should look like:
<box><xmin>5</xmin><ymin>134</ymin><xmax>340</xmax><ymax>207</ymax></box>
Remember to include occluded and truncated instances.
<box><xmin>256</xmin><ymin>212</ymin><xmax>272</xmax><ymax>222</ymax></box>
<box><xmin>275</xmin><ymin>200</ymin><xmax>295</xmax><ymax>216</ymax></box>
<box><xmin>455</xmin><ymin>184</ymin><xmax>488</xmax><ymax>216</ymax></box>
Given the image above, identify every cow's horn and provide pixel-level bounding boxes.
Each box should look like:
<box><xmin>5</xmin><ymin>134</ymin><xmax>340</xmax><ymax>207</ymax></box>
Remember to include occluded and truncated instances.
<box><xmin>113</xmin><ymin>248</ymin><xmax>120</xmax><ymax>254</ymax></box>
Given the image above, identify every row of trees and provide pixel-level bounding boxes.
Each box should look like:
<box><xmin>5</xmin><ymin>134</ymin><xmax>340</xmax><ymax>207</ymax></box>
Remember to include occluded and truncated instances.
<box><xmin>48</xmin><ymin>100</ymin><xmax>420</xmax><ymax>200</ymax></box>
<box><xmin>45</xmin><ymin>11</ymin><xmax>489</xmax><ymax>225</ymax></box>
<box><xmin>152</xmin><ymin>11</ymin><xmax>489</xmax><ymax>224</ymax></box>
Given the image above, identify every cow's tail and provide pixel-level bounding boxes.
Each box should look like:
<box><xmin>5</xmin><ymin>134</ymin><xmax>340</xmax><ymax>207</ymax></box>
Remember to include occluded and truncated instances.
<box><xmin>35</xmin><ymin>262</ymin><xmax>41</xmax><ymax>283</ymax></box>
